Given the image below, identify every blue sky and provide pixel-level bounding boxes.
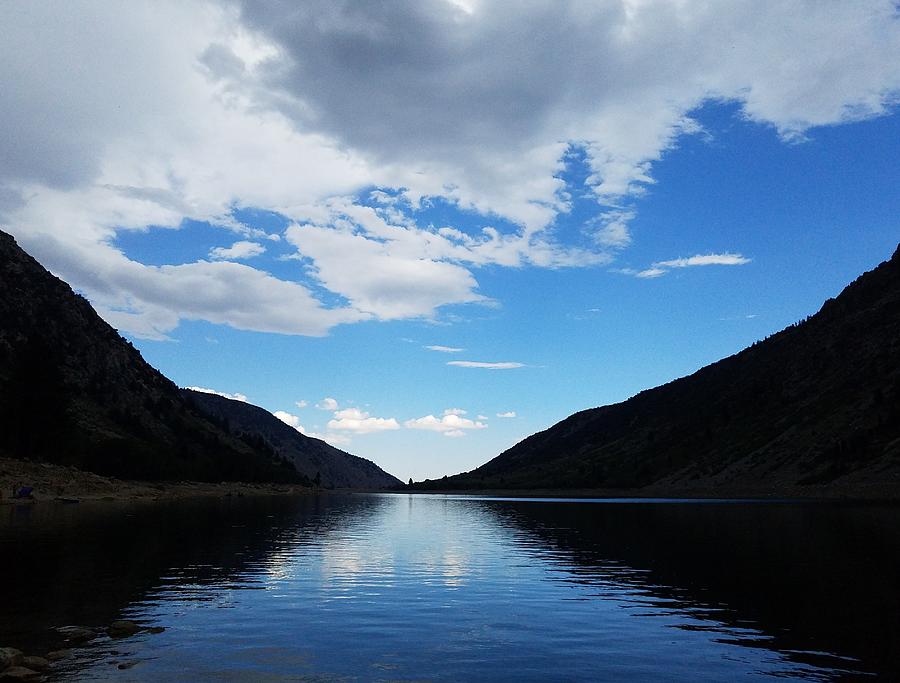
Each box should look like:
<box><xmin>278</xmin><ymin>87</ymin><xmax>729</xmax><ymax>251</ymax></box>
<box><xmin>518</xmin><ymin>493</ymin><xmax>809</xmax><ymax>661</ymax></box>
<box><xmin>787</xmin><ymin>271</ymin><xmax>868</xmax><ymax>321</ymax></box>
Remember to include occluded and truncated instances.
<box><xmin>2</xmin><ymin>2</ymin><xmax>899</xmax><ymax>480</ymax></box>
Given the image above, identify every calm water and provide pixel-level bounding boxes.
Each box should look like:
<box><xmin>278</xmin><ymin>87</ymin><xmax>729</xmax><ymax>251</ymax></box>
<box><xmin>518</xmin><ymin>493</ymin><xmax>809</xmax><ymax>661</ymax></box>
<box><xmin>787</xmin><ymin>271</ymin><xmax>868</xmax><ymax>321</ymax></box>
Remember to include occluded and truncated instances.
<box><xmin>1</xmin><ymin>494</ymin><xmax>899</xmax><ymax>681</ymax></box>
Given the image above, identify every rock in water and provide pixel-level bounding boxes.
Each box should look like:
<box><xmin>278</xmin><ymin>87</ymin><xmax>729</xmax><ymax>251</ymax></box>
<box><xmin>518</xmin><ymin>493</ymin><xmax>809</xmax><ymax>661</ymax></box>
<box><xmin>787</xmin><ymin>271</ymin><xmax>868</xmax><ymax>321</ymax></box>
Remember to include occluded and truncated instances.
<box><xmin>18</xmin><ymin>658</ymin><xmax>47</xmax><ymax>673</ymax></box>
<box><xmin>108</xmin><ymin>620</ymin><xmax>141</xmax><ymax>638</ymax></box>
<box><xmin>56</xmin><ymin>626</ymin><xmax>95</xmax><ymax>644</ymax></box>
<box><xmin>0</xmin><ymin>667</ymin><xmax>40</xmax><ymax>681</ymax></box>
<box><xmin>44</xmin><ymin>650</ymin><xmax>70</xmax><ymax>662</ymax></box>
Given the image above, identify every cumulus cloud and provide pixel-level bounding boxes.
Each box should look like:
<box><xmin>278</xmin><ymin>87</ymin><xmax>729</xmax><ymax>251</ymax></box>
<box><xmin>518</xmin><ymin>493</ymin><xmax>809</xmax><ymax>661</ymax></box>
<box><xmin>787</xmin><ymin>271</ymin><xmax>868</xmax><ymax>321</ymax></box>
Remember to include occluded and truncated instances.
<box><xmin>1</xmin><ymin>2</ymin><xmax>898</xmax><ymax>338</ymax></box>
<box><xmin>316</xmin><ymin>397</ymin><xmax>339</xmax><ymax>410</ymax></box>
<box><xmin>273</xmin><ymin>410</ymin><xmax>302</xmax><ymax>428</ymax></box>
<box><xmin>496</xmin><ymin>411</ymin><xmax>517</xmax><ymax>418</ymax></box>
<box><xmin>426</xmin><ymin>345</ymin><xmax>464</xmax><ymax>353</ymax></box>
<box><xmin>209</xmin><ymin>240</ymin><xmax>266</xmax><ymax>260</ymax></box>
<box><xmin>447</xmin><ymin>361</ymin><xmax>525</xmax><ymax>370</ymax></box>
<box><xmin>404</xmin><ymin>413</ymin><xmax>488</xmax><ymax>437</ymax></box>
<box><xmin>328</xmin><ymin>407</ymin><xmax>401</xmax><ymax>433</ymax></box>
<box><xmin>186</xmin><ymin>386</ymin><xmax>248</xmax><ymax>402</ymax></box>
<box><xmin>273</xmin><ymin>410</ymin><xmax>351</xmax><ymax>446</ymax></box>
<box><xmin>294</xmin><ymin>399</ymin><xmax>308</xmax><ymax>408</ymax></box>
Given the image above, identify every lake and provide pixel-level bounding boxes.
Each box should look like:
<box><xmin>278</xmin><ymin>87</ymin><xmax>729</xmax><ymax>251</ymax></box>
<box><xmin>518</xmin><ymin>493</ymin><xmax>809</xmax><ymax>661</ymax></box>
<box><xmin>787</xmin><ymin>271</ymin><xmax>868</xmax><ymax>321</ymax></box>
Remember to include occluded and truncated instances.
<box><xmin>1</xmin><ymin>494</ymin><xmax>898</xmax><ymax>681</ymax></box>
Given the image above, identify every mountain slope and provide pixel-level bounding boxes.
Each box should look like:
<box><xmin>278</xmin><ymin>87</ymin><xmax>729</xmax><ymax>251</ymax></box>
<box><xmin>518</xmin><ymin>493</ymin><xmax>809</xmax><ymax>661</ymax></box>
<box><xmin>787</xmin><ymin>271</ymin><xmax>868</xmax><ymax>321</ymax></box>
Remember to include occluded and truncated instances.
<box><xmin>0</xmin><ymin>230</ymin><xmax>304</xmax><ymax>484</ymax></box>
<box><xmin>423</xmin><ymin>245</ymin><xmax>900</xmax><ymax>494</ymax></box>
<box><xmin>184</xmin><ymin>390</ymin><xmax>402</xmax><ymax>489</ymax></box>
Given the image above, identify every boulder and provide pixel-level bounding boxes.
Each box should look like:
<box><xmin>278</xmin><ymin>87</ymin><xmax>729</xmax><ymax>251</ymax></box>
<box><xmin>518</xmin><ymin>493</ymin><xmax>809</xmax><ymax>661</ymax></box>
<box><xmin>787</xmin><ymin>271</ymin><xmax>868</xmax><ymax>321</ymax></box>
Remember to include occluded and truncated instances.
<box><xmin>0</xmin><ymin>649</ymin><xmax>23</xmax><ymax>670</ymax></box>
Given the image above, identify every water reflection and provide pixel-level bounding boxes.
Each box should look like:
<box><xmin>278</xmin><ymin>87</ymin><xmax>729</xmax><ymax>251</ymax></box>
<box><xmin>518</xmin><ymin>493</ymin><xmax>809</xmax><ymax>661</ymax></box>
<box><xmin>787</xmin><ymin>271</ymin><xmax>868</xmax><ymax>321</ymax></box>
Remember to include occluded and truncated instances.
<box><xmin>473</xmin><ymin>497</ymin><xmax>900</xmax><ymax>678</ymax></box>
<box><xmin>1</xmin><ymin>494</ymin><xmax>897</xmax><ymax>680</ymax></box>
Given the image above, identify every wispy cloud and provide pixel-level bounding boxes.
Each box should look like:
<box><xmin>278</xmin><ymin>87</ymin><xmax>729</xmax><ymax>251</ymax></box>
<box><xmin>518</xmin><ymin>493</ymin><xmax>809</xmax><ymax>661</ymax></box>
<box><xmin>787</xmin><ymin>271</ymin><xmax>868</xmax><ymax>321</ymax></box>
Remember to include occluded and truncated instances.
<box><xmin>316</xmin><ymin>397</ymin><xmax>338</xmax><ymax>410</ymax></box>
<box><xmin>426</xmin><ymin>345</ymin><xmax>464</xmax><ymax>353</ymax></box>
<box><xmin>496</xmin><ymin>411</ymin><xmax>517</xmax><ymax>418</ymax></box>
<box><xmin>186</xmin><ymin>386</ymin><xmax>248</xmax><ymax>402</ymax></box>
<box><xmin>447</xmin><ymin>361</ymin><xmax>525</xmax><ymax>370</ymax></box>
<box><xmin>655</xmin><ymin>253</ymin><xmax>751</xmax><ymax>269</ymax></box>
<box><xmin>719</xmin><ymin>313</ymin><xmax>759</xmax><ymax>321</ymax></box>
<box><xmin>623</xmin><ymin>252</ymin><xmax>751</xmax><ymax>279</ymax></box>
<box><xmin>294</xmin><ymin>399</ymin><xmax>308</xmax><ymax>408</ymax></box>
<box><xmin>209</xmin><ymin>240</ymin><xmax>266</xmax><ymax>261</ymax></box>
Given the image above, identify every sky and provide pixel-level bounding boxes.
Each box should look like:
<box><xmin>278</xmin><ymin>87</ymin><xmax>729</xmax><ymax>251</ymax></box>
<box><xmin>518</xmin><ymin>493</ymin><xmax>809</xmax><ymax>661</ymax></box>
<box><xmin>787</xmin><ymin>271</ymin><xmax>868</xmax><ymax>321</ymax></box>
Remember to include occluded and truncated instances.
<box><xmin>1</xmin><ymin>1</ymin><xmax>899</xmax><ymax>482</ymax></box>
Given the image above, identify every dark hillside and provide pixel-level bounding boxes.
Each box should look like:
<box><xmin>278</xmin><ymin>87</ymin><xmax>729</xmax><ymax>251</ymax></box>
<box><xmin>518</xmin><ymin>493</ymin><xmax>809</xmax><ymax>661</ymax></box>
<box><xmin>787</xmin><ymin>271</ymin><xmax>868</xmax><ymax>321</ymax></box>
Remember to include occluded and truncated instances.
<box><xmin>0</xmin><ymin>230</ymin><xmax>305</xmax><ymax>484</ymax></box>
<box><xmin>185</xmin><ymin>390</ymin><xmax>402</xmax><ymax>489</ymax></box>
<box><xmin>419</xmin><ymin>244</ymin><xmax>900</xmax><ymax>494</ymax></box>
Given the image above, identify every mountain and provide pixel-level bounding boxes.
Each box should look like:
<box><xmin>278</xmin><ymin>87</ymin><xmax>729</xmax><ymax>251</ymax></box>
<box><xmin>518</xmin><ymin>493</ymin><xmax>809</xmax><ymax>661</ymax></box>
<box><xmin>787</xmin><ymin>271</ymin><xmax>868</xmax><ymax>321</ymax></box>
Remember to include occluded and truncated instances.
<box><xmin>419</xmin><ymin>244</ymin><xmax>900</xmax><ymax>495</ymax></box>
<box><xmin>0</xmin><ymin>229</ymin><xmax>306</xmax><ymax>483</ymax></box>
<box><xmin>184</xmin><ymin>389</ymin><xmax>403</xmax><ymax>489</ymax></box>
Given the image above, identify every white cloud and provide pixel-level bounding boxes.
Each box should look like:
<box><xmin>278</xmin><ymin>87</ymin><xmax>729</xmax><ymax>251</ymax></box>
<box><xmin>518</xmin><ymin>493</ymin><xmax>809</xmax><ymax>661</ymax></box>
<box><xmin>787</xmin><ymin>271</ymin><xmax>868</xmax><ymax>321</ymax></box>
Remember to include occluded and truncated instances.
<box><xmin>209</xmin><ymin>240</ymin><xmax>266</xmax><ymax>260</ymax></box>
<box><xmin>476</xmin><ymin>414</ymin><xmax>489</xmax><ymax>421</ymax></box>
<box><xmin>592</xmin><ymin>210</ymin><xmax>635</xmax><ymax>248</ymax></box>
<box><xmin>273</xmin><ymin>410</ymin><xmax>352</xmax><ymax>446</ymax></box>
<box><xmin>316</xmin><ymin>397</ymin><xmax>339</xmax><ymax>410</ymax></box>
<box><xmin>274</xmin><ymin>410</ymin><xmax>302</xmax><ymax>428</ymax></box>
<box><xmin>635</xmin><ymin>267</ymin><xmax>667</xmax><ymax>279</ymax></box>
<box><xmin>186</xmin><ymin>386</ymin><xmax>248</xmax><ymax>402</ymax></box>
<box><xmin>426</xmin><ymin>345</ymin><xmax>464</xmax><ymax>353</ymax></box>
<box><xmin>294</xmin><ymin>399</ymin><xmax>308</xmax><ymax>408</ymax></box>
<box><xmin>625</xmin><ymin>252</ymin><xmax>751</xmax><ymax>279</ymax></box>
<box><xmin>328</xmin><ymin>407</ymin><xmax>401</xmax><ymax>433</ymax></box>
<box><xmin>404</xmin><ymin>413</ymin><xmax>488</xmax><ymax>437</ymax></box>
<box><xmin>443</xmin><ymin>408</ymin><xmax>467</xmax><ymax>416</ymax></box>
<box><xmin>285</xmin><ymin>221</ymin><xmax>487</xmax><ymax>319</ymax></box>
<box><xmin>655</xmin><ymin>253</ymin><xmax>751</xmax><ymax>269</ymax></box>
<box><xmin>1</xmin><ymin>2</ymin><xmax>897</xmax><ymax>338</ymax></box>
<box><xmin>447</xmin><ymin>361</ymin><xmax>525</xmax><ymax>370</ymax></box>
<box><xmin>496</xmin><ymin>411</ymin><xmax>517</xmax><ymax>418</ymax></box>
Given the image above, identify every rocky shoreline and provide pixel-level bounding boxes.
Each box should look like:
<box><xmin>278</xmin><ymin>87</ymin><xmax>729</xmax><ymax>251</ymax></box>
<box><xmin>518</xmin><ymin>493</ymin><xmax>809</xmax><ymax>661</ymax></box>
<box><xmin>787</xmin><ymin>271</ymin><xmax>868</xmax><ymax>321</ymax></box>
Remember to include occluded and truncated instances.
<box><xmin>0</xmin><ymin>457</ymin><xmax>312</xmax><ymax>504</ymax></box>
<box><xmin>1</xmin><ymin>621</ymin><xmax>165</xmax><ymax>680</ymax></box>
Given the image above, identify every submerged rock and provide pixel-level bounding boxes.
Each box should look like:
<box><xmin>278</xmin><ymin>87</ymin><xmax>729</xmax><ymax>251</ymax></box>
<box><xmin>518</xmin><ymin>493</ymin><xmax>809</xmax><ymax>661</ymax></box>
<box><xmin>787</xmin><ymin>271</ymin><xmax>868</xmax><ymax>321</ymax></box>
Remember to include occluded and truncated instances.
<box><xmin>0</xmin><ymin>666</ymin><xmax>40</xmax><ymax>681</ymax></box>
<box><xmin>56</xmin><ymin>626</ymin><xmax>95</xmax><ymax>644</ymax></box>
<box><xmin>108</xmin><ymin>620</ymin><xmax>141</xmax><ymax>638</ymax></box>
<box><xmin>18</xmin><ymin>659</ymin><xmax>47</xmax><ymax>673</ymax></box>
<box><xmin>44</xmin><ymin>650</ymin><xmax>70</xmax><ymax>662</ymax></box>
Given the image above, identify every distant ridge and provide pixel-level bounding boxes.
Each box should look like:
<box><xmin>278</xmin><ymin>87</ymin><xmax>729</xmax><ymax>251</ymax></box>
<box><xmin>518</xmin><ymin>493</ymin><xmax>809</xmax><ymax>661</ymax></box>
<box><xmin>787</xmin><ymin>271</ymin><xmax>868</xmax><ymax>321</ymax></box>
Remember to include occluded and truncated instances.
<box><xmin>185</xmin><ymin>389</ymin><xmax>402</xmax><ymax>489</ymax></box>
<box><xmin>418</xmin><ymin>244</ymin><xmax>900</xmax><ymax>495</ymax></box>
<box><xmin>0</xmin><ymin>230</ymin><xmax>399</xmax><ymax>488</ymax></box>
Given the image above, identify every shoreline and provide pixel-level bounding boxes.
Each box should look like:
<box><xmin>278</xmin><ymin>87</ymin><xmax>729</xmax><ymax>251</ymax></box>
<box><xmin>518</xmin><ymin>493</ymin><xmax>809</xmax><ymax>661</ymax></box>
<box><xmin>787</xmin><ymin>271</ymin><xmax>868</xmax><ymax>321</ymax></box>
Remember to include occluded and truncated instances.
<box><xmin>0</xmin><ymin>457</ymin><xmax>312</xmax><ymax>504</ymax></box>
<box><xmin>400</xmin><ymin>484</ymin><xmax>900</xmax><ymax>502</ymax></box>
